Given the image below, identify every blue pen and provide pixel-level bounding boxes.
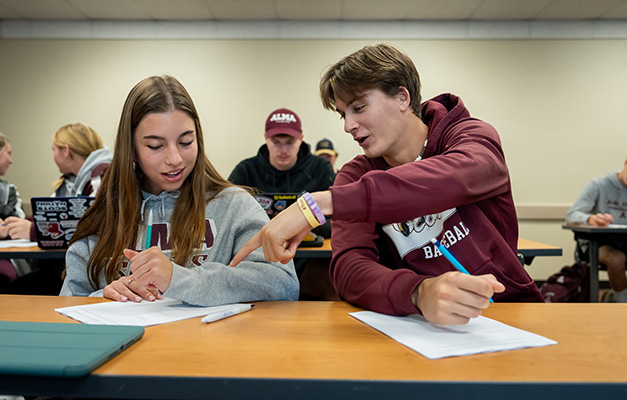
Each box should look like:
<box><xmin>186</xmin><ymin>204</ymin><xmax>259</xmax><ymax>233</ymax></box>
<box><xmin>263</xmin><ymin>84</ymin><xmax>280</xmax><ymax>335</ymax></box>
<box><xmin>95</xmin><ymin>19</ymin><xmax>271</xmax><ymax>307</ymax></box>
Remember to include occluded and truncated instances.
<box><xmin>145</xmin><ymin>209</ymin><xmax>153</xmax><ymax>250</ymax></box>
<box><xmin>430</xmin><ymin>237</ymin><xmax>494</xmax><ymax>303</ymax></box>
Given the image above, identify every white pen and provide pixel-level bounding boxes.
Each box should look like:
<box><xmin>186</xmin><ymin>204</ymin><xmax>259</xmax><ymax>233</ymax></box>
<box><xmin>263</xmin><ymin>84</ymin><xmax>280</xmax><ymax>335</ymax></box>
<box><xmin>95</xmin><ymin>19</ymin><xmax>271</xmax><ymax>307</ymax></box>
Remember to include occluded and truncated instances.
<box><xmin>201</xmin><ymin>304</ymin><xmax>253</xmax><ymax>323</ymax></box>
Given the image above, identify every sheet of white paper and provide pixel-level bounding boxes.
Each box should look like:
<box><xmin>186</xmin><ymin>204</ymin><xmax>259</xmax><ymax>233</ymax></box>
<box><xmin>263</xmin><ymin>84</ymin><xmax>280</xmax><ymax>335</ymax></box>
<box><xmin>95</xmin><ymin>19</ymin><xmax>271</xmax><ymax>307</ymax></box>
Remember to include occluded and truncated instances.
<box><xmin>608</xmin><ymin>224</ymin><xmax>627</xmax><ymax>229</ymax></box>
<box><xmin>0</xmin><ymin>239</ymin><xmax>39</xmax><ymax>248</ymax></box>
<box><xmin>55</xmin><ymin>298</ymin><xmax>248</xmax><ymax>326</ymax></box>
<box><xmin>350</xmin><ymin>311</ymin><xmax>557</xmax><ymax>359</ymax></box>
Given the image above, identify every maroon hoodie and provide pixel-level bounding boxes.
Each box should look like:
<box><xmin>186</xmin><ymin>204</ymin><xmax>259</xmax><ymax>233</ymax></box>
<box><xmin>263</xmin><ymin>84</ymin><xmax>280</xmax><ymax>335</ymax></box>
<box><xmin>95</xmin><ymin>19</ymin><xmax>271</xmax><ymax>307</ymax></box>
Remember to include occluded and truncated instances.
<box><xmin>329</xmin><ymin>93</ymin><xmax>542</xmax><ymax>316</ymax></box>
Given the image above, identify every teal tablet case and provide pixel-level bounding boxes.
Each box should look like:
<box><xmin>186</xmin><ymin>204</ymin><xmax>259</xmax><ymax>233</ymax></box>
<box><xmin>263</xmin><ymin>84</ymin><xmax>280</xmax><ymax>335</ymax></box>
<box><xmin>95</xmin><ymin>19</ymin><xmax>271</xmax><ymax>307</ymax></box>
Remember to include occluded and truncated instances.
<box><xmin>0</xmin><ymin>321</ymin><xmax>144</xmax><ymax>377</ymax></box>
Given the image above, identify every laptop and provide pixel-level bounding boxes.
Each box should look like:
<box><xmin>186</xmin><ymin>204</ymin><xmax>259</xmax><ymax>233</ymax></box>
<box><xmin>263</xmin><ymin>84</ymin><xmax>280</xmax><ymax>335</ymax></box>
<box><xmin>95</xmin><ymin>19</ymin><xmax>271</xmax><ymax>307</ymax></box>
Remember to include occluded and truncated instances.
<box><xmin>253</xmin><ymin>192</ymin><xmax>323</xmax><ymax>248</ymax></box>
<box><xmin>0</xmin><ymin>320</ymin><xmax>144</xmax><ymax>377</ymax></box>
<box><xmin>253</xmin><ymin>193</ymin><xmax>299</xmax><ymax>219</ymax></box>
<box><xmin>31</xmin><ymin>196</ymin><xmax>95</xmax><ymax>249</ymax></box>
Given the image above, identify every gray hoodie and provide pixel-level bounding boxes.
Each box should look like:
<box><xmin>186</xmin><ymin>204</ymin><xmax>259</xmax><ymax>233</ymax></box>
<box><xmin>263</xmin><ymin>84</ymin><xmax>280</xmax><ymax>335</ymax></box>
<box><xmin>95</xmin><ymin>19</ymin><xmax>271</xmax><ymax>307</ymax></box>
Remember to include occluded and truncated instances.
<box><xmin>566</xmin><ymin>171</ymin><xmax>627</xmax><ymax>225</ymax></box>
<box><xmin>60</xmin><ymin>186</ymin><xmax>299</xmax><ymax>305</ymax></box>
<box><xmin>55</xmin><ymin>146</ymin><xmax>113</xmax><ymax>197</ymax></box>
<box><xmin>0</xmin><ymin>179</ymin><xmax>25</xmax><ymax>219</ymax></box>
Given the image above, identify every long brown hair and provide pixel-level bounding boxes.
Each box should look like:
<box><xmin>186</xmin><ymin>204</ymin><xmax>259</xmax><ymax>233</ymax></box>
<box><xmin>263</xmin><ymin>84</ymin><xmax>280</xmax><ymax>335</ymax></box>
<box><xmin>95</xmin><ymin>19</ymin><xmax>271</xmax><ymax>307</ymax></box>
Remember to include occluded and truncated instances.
<box><xmin>70</xmin><ymin>75</ymin><xmax>234</xmax><ymax>290</ymax></box>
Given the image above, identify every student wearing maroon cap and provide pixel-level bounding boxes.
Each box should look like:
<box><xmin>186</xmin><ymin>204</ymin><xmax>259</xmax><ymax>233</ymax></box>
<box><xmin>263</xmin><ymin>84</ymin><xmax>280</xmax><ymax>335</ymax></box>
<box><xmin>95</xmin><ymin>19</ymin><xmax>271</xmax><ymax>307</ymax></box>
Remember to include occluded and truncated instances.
<box><xmin>229</xmin><ymin>108</ymin><xmax>337</xmax><ymax>299</ymax></box>
<box><xmin>232</xmin><ymin>44</ymin><xmax>542</xmax><ymax>324</ymax></box>
<box><xmin>229</xmin><ymin>108</ymin><xmax>335</xmax><ymax>195</ymax></box>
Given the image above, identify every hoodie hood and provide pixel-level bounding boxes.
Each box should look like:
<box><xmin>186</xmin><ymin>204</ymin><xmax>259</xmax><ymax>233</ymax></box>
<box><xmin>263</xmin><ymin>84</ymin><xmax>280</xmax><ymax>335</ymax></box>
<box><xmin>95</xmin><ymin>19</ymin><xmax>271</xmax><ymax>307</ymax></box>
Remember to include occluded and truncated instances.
<box><xmin>70</xmin><ymin>146</ymin><xmax>113</xmax><ymax>196</ymax></box>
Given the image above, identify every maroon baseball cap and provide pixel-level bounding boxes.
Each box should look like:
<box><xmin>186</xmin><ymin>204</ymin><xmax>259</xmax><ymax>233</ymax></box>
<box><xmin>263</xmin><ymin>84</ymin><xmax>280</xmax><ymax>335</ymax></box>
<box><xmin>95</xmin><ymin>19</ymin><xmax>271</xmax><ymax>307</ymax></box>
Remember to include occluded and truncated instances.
<box><xmin>265</xmin><ymin>108</ymin><xmax>302</xmax><ymax>138</ymax></box>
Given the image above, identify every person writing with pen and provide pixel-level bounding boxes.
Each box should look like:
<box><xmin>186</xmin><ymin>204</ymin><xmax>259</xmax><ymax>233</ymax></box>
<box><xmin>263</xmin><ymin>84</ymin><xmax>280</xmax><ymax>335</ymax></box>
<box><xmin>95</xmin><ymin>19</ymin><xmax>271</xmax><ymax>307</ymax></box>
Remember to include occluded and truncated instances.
<box><xmin>232</xmin><ymin>44</ymin><xmax>543</xmax><ymax>325</ymax></box>
<box><xmin>60</xmin><ymin>75</ymin><xmax>299</xmax><ymax>305</ymax></box>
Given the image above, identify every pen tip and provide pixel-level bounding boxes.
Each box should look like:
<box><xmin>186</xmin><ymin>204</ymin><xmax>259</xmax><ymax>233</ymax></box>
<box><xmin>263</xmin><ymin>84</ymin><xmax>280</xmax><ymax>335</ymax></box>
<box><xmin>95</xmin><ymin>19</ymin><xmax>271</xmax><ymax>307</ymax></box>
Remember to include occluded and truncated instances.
<box><xmin>430</xmin><ymin>237</ymin><xmax>437</xmax><ymax>244</ymax></box>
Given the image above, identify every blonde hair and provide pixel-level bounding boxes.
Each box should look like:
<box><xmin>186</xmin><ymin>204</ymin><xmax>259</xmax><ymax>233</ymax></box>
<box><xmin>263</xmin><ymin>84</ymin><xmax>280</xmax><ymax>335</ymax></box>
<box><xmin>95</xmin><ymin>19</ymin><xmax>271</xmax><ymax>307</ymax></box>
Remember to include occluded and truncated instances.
<box><xmin>53</xmin><ymin>123</ymin><xmax>103</xmax><ymax>158</ymax></box>
<box><xmin>53</xmin><ymin>123</ymin><xmax>103</xmax><ymax>189</ymax></box>
<box><xmin>70</xmin><ymin>75</ymin><xmax>236</xmax><ymax>289</ymax></box>
<box><xmin>0</xmin><ymin>131</ymin><xmax>8</xmax><ymax>151</ymax></box>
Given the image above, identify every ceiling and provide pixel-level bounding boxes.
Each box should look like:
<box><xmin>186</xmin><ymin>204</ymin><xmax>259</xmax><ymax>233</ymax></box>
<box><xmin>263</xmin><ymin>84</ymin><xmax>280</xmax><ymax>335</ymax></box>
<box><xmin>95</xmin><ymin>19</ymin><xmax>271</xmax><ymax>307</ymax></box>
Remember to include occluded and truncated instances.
<box><xmin>1</xmin><ymin>0</ymin><xmax>627</xmax><ymax>21</ymax></box>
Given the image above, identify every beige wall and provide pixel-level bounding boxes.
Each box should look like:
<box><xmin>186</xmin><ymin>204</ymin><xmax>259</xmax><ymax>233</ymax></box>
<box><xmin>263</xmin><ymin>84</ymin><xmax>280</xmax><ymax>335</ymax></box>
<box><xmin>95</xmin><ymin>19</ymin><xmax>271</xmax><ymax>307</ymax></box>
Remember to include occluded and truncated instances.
<box><xmin>1</xmin><ymin>38</ymin><xmax>626</xmax><ymax>280</ymax></box>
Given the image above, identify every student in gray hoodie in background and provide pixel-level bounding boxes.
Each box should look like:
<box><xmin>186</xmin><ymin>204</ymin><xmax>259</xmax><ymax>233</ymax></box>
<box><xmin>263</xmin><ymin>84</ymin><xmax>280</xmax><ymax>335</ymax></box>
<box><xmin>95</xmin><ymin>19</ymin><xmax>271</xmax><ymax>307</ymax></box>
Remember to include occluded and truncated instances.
<box><xmin>60</xmin><ymin>75</ymin><xmax>299</xmax><ymax>305</ymax></box>
<box><xmin>3</xmin><ymin>123</ymin><xmax>112</xmax><ymax>241</ymax></box>
<box><xmin>51</xmin><ymin>123</ymin><xmax>113</xmax><ymax>198</ymax></box>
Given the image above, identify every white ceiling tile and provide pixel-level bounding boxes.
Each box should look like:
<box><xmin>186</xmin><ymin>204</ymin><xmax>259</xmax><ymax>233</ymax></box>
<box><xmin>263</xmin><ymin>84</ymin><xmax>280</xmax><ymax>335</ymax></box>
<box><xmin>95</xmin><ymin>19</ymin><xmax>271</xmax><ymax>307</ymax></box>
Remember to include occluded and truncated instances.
<box><xmin>0</xmin><ymin>2</ymin><xmax>23</xmax><ymax>18</ymax></box>
<box><xmin>274</xmin><ymin>0</ymin><xmax>342</xmax><ymax>20</ymax></box>
<box><xmin>65</xmin><ymin>0</ymin><xmax>149</xmax><ymax>19</ymax></box>
<box><xmin>471</xmin><ymin>0</ymin><xmax>553</xmax><ymax>20</ymax></box>
<box><xmin>600</xmin><ymin>0</ymin><xmax>627</xmax><ymax>18</ymax></box>
<box><xmin>204</xmin><ymin>0</ymin><xmax>277</xmax><ymax>20</ymax></box>
<box><xmin>403</xmin><ymin>0</ymin><xmax>484</xmax><ymax>20</ymax></box>
<box><xmin>139</xmin><ymin>0</ymin><xmax>214</xmax><ymax>20</ymax></box>
<box><xmin>536</xmin><ymin>0</ymin><xmax>623</xmax><ymax>19</ymax></box>
<box><xmin>342</xmin><ymin>0</ymin><xmax>411</xmax><ymax>20</ymax></box>
<box><xmin>0</xmin><ymin>0</ymin><xmax>85</xmax><ymax>19</ymax></box>
<box><xmin>1</xmin><ymin>0</ymin><xmax>627</xmax><ymax>21</ymax></box>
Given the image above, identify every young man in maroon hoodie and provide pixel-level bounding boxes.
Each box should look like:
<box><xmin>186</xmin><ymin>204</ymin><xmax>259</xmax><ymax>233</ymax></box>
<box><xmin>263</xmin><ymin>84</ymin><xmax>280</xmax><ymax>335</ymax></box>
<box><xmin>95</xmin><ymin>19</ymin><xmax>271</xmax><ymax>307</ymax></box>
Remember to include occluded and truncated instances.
<box><xmin>232</xmin><ymin>43</ymin><xmax>543</xmax><ymax>325</ymax></box>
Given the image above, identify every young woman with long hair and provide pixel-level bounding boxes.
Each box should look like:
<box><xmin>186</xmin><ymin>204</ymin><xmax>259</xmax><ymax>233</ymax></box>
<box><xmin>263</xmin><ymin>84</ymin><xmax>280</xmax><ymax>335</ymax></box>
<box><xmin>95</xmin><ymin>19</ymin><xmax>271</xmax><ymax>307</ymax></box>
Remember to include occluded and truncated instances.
<box><xmin>60</xmin><ymin>75</ymin><xmax>299</xmax><ymax>305</ymax></box>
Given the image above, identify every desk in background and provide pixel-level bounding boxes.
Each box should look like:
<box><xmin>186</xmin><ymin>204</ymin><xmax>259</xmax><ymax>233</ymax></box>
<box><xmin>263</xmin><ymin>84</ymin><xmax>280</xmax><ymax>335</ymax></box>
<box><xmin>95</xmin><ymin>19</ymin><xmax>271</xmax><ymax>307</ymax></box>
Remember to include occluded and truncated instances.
<box><xmin>563</xmin><ymin>224</ymin><xmax>627</xmax><ymax>303</ymax></box>
<box><xmin>0</xmin><ymin>245</ymin><xmax>64</xmax><ymax>260</ymax></box>
<box><xmin>0</xmin><ymin>295</ymin><xmax>625</xmax><ymax>400</ymax></box>
<box><xmin>1</xmin><ymin>238</ymin><xmax>561</xmax><ymax>263</ymax></box>
<box><xmin>296</xmin><ymin>238</ymin><xmax>562</xmax><ymax>265</ymax></box>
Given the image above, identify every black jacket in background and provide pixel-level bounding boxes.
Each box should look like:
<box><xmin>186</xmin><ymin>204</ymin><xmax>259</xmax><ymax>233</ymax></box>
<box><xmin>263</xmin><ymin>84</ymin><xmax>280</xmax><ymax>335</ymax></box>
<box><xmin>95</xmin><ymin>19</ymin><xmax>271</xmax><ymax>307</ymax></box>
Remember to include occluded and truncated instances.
<box><xmin>229</xmin><ymin>142</ymin><xmax>335</xmax><ymax>193</ymax></box>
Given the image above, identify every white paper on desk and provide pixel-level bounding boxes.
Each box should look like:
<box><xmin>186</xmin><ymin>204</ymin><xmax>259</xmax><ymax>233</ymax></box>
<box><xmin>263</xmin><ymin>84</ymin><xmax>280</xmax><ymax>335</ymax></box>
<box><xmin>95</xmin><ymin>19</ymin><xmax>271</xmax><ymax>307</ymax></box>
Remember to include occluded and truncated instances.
<box><xmin>55</xmin><ymin>298</ymin><xmax>247</xmax><ymax>326</ymax></box>
<box><xmin>350</xmin><ymin>311</ymin><xmax>557</xmax><ymax>360</ymax></box>
<box><xmin>609</xmin><ymin>224</ymin><xmax>627</xmax><ymax>229</ymax></box>
<box><xmin>0</xmin><ymin>239</ymin><xmax>39</xmax><ymax>248</ymax></box>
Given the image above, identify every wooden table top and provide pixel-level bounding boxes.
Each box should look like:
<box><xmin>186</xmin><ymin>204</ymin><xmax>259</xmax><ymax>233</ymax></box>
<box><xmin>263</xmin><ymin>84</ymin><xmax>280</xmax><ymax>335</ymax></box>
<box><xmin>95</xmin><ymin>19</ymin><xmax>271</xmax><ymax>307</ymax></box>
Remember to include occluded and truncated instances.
<box><xmin>0</xmin><ymin>295</ymin><xmax>624</xmax><ymax>384</ymax></box>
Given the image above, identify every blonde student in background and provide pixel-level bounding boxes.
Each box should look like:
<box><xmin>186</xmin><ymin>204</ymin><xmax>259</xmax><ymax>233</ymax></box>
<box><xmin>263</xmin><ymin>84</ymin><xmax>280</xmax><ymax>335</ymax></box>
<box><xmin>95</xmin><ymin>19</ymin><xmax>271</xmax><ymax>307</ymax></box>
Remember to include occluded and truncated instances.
<box><xmin>3</xmin><ymin>123</ymin><xmax>112</xmax><ymax>241</ymax></box>
<box><xmin>0</xmin><ymin>123</ymin><xmax>113</xmax><ymax>295</ymax></box>
<box><xmin>60</xmin><ymin>75</ymin><xmax>299</xmax><ymax>305</ymax></box>
<box><xmin>232</xmin><ymin>43</ymin><xmax>543</xmax><ymax>325</ymax></box>
<box><xmin>51</xmin><ymin>123</ymin><xmax>113</xmax><ymax>198</ymax></box>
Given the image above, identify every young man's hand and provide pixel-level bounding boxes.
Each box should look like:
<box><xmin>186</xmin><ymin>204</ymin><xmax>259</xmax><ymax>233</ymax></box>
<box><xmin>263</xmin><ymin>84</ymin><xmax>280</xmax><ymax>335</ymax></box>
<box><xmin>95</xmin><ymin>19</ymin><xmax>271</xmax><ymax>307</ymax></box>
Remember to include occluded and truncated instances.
<box><xmin>588</xmin><ymin>213</ymin><xmax>613</xmax><ymax>226</ymax></box>
<box><xmin>413</xmin><ymin>272</ymin><xmax>504</xmax><ymax>325</ymax></box>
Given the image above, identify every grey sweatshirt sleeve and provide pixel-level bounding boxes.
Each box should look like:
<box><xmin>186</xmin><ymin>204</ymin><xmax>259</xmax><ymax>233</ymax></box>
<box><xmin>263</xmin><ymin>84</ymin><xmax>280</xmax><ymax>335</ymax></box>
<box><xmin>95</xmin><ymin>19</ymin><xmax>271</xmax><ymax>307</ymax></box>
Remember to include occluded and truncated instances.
<box><xmin>565</xmin><ymin>179</ymin><xmax>601</xmax><ymax>225</ymax></box>
<box><xmin>0</xmin><ymin>181</ymin><xmax>26</xmax><ymax>219</ymax></box>
<box><xmin>59</xmin><ymin>237</ymin><xmax>104</xmax><ymax>297</ymax></box>
<box><xmin>161</xmin><ymin>189</ymin><xmax>299</xmax><ymax>306</ymax></box>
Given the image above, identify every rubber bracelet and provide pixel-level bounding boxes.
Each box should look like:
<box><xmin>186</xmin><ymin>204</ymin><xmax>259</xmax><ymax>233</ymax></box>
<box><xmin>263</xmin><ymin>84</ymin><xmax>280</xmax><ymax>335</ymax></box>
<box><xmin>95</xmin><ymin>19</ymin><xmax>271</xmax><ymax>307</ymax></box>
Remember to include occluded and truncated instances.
<box><xmin>302</xmin><ymin>192</ymin><xmax>326</xmax><ymax>225</ymax></box>
<box><xmin>297</xmin><ymin>196</ymin><xmax>320</xmax><ymax>228</ymax></box>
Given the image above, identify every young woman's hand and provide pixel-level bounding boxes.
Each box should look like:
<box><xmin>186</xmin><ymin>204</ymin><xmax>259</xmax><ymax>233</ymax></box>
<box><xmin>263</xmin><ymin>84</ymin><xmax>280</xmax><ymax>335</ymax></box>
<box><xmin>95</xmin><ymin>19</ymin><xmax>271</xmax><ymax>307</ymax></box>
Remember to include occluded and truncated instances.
<box><xmin>4</xmin><ymin>217</ymin><xmax>32</xmax><ymax>240</ymax></box>
<box><xmin>0</xmin><ymin>219</ymin><xmax>8</xmax><ymax>239</ymax></box>
<box><xmin>413</xmin><ymin>272</ymin><xmax>505</xmax><ymax>325</ymax></box>
<box><xmin>102</xmin><ymin>274</ymin><xmax>161</xmax><ymax>303</ymax></box>
<box><xmin>124</xmin><ymin>247</ymin><xmax>173</xmax><ymax>295</ymax></box>
<box><xmin>102</xmin><ymin>247</ymin><xmax>171</xmax><ymax>302</ymax></box>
